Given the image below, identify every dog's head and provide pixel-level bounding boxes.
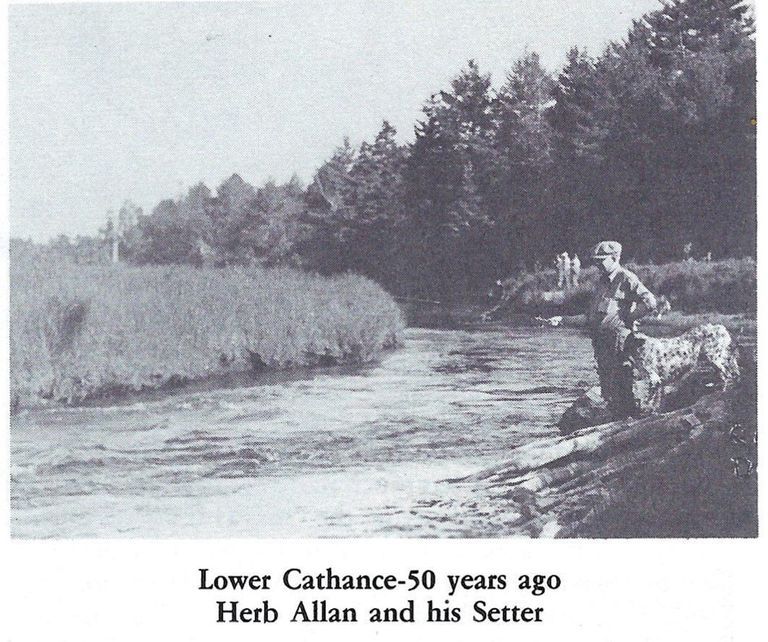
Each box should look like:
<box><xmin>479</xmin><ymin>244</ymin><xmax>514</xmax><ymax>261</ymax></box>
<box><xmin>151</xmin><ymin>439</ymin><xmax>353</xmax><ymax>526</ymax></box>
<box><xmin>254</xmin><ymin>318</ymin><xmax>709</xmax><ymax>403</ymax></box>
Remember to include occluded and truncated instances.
<box><xmin>623</xmin><ymin>333</ymin><xmax>663</xmax><ymax>414</ymax></box>
<box><xmin>631</xmin><ymin>371</ymin><xmax>663</xmax><ymax>415</ymax></box>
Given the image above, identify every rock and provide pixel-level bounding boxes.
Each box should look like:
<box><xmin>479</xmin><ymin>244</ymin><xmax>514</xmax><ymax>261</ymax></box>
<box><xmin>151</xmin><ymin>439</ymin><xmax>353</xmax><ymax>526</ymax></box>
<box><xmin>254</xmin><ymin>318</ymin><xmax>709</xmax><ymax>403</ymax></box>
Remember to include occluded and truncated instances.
<box><xmin>558</xmin><ymin>365</ymin><xmax>721</xmax><ymax>435</ymax></box>
<box><xmin>557</xmin><ymin>386</ymin><xmax>613</xmax><ymax>434</ymax></box>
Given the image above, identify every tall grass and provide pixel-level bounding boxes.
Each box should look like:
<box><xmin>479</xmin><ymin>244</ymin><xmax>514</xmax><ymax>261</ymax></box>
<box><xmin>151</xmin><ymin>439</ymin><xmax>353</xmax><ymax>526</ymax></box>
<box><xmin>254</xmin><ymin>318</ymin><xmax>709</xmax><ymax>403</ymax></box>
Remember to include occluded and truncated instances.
<box><xmin>499</xmin><ymin>258</ymin><xmax>756</xmax><ymax>316</ymax></box>
<box><xmin>11</xmin><ymin>254</ymin><xmax>404</xmax><ymax>406</ymax></box>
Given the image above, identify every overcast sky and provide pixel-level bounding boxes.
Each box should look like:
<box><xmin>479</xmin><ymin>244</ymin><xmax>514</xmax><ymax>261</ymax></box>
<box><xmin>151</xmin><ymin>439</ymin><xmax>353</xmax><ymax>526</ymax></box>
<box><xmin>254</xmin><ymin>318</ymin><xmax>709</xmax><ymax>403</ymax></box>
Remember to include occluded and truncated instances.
<box><xmin>9</xmin><ymin>0</ymin><xmax>662</xmax><ymax>241</ymax></box>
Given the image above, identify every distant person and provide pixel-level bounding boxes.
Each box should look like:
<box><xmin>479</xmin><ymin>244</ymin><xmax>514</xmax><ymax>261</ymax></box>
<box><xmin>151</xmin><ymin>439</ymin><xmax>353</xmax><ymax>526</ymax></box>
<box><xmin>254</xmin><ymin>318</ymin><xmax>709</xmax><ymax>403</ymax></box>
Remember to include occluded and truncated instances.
<box><xmin>560</xmin><ymin>252</ymin><xmax>571</xmax><ymax>290</ymax></box>
<box><xmin>570</xmin><ymin>254</ymin><xmax>581</xmax><ymax>288</ymax></box>
<box><xmin>586</xmin><ymin>241</ymin><xmax>658</xmax><ymax>417</ymax></box>
<box><xmin>555</xmin><ymin>254</ymin><xmax>564</xmax><ymax>289</ymax></box>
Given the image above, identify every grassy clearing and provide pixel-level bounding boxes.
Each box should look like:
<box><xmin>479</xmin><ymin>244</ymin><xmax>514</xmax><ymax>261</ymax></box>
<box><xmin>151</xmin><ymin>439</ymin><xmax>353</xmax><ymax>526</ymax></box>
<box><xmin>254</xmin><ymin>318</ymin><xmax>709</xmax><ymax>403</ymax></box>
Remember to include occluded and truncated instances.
<box><xmin>497</xmin><ymin>258</ymin><xmax>756</xmax><ymax>316</ymax></box>
<box><xmin>11</xmin><ymin>254</ymin><xmax>404</xmax><ymax>407</ymax></box>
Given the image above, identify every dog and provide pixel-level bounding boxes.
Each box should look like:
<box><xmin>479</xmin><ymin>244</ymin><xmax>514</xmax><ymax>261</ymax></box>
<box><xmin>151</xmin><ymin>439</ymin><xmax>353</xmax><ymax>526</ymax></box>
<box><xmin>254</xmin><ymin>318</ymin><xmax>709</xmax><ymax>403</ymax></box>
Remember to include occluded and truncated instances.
<box><xmin>624</xmin><ymin>323</ymin><xmax>740</xmax><ymax>414</ymax></box>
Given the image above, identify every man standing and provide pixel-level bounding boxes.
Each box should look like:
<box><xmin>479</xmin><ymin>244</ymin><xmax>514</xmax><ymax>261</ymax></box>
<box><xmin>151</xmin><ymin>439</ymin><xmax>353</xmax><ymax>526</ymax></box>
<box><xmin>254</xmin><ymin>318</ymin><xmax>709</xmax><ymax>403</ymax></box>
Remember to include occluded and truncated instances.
<box><xmin>571</xmin><ymin>253</ymin><xmax>581</xmax><ymax>288</ymax></box>
<box><xmin>587</xmin><ymin>241</ymin><xmax>658</xmax><ymax>417</ymax></box>
<box><xmin>561</xmin><ymin>252</ymin><xmax>571</xmax><ymax>290</ymax></box>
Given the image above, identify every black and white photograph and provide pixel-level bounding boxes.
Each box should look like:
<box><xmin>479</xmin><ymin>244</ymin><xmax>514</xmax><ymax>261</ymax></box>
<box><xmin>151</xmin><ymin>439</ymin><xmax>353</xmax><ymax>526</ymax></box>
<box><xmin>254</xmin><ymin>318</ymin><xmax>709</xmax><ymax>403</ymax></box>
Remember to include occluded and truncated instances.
<box><xmin>8</xmin><ymin>0</ymin><xmax>757</xmax><ymax>540</ymax></box>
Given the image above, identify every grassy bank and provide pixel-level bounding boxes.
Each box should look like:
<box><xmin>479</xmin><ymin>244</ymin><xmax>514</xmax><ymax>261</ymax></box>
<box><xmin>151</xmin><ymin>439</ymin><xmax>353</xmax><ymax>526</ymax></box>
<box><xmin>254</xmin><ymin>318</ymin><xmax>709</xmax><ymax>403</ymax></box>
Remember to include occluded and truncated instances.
<box><xmin>495</xmin><ymin>258</ymin><xmax>756</xmax><ymax>316</ymax></box>
<box><xmin>11</xmin><ymin>257</ymin><xmax>404</xmax><ymax>407</ymax></box>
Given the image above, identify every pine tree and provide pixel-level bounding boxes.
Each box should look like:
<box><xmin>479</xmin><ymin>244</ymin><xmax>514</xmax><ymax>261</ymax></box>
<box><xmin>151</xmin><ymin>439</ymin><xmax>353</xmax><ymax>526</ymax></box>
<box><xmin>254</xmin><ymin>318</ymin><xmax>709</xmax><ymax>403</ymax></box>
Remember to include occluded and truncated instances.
<box><xmin>405</xmin><ymin>62</ymin><xmax>498</xmax><ymax>296</ymax></box>
<box><xmin>643</xmin><ymin>0</ymin><xmax>754</xmax><ymax>68</ymax></box>
<box><xmin>495</xmin><ymin>52</ymin><xmax>555</xmax><ymax>168</ymax></box>
<box><xmin>491</xmin><ymin>53</ymin><xmax>556</xmax><ymax>267</ymax></box>
<box><xmin>301</xmin><ymin>138</ymin><xmax>359</xmax><ymax>273</ymax></box>
<box><xmin>309</xmin><ymin>138</ymin><xmax>356</xmax><ymax>223</ymax></box>
<box><xmin>548</xmin><ymin>47</ymin><xmax>607</xmax><ymax>162</ymax></box>
<box><xmin>440</xmin><ymin>59</ymin><xmax>495</xmax><ymax>140</ymax></box>
<box><xmin>346</xmin><ymin>121</ymin><xmax>408</xmax><ymax>285</ymax></box>
<box><xmin>406</xmin><ymin>60</ymin><xmax>494</xmax><ymax>236</ymax></box>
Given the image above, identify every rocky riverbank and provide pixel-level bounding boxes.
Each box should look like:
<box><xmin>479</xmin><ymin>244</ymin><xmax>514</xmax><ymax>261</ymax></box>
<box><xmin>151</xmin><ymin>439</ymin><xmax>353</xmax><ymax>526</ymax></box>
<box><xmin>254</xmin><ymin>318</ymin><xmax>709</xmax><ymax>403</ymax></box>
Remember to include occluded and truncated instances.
<box><xmin>441</xmin><ymin>343</ymin><xmax>757</xmax><ymax>538</ymax></box>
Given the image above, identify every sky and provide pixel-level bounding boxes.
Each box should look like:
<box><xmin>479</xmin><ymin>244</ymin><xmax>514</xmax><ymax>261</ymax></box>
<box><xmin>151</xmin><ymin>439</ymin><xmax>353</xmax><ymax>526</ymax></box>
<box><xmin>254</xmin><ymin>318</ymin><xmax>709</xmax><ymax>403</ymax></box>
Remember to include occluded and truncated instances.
<box><xmin>9</xmin><ymin>0</ymin><xmax>663</xmax><ymax>241</ymax></box>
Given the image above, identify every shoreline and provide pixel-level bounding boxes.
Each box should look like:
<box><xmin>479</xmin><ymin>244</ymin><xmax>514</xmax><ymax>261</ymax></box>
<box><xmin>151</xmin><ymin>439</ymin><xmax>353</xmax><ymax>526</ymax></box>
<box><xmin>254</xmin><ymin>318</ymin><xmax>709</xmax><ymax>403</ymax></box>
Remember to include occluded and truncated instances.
<box><xmin>457</xmin><ymin>379</ymin><xmax>757</xmax><ymax>538</ymax></box>
<box><xmin>405</xmin><ymin>297</ymin><xmax>756</xmax><ymax>336</ymax></box>
<box><xmin>11</xmin><ymin>350</ymin><xmax>388</xmax><ymax>414</ymax></box>
<box><xmin>11</xmin><ymin>262</ymin><xmax>405</xmax><ymax>412</ymax></box>
<box><xmin>572</xmin><ymin>418</ymin><xmax>758</xmax><ymax>538</ymax></box>
<box><xmin>16</xmin><ymin>307</ymin><xmax>755</xmax><ymax>413</ymax></box>
<box><xmin>415</xmin><ymin>302</ymin><xmax>757</xmax><ymax>538</ymax></box>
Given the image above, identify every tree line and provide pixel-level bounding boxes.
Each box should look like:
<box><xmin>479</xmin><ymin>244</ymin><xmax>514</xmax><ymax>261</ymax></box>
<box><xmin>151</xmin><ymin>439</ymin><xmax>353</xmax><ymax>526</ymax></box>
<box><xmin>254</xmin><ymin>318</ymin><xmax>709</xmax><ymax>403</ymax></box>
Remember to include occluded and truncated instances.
<box><xmin>27</xmin><ymin>0</ymin><xmax>755</xmax><ymax>300</ymax></box>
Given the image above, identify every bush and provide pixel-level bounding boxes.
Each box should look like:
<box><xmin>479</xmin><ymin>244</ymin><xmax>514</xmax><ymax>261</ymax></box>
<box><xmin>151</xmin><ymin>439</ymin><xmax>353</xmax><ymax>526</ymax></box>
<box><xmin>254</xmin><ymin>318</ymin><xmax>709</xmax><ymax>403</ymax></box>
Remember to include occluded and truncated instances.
<box><xmin>500</xmin><ymin>258</ymin><xmax>756</xmax><ymax>315</ymax></box>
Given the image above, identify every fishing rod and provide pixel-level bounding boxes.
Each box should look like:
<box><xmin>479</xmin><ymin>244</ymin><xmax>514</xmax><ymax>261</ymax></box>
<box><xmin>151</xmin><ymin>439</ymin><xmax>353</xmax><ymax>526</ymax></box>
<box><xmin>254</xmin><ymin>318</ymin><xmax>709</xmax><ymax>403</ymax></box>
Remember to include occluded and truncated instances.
<box><xmin>393</xmin><ymin>296</ymin><xmax>442</xmax><ymax>305</ymax></box>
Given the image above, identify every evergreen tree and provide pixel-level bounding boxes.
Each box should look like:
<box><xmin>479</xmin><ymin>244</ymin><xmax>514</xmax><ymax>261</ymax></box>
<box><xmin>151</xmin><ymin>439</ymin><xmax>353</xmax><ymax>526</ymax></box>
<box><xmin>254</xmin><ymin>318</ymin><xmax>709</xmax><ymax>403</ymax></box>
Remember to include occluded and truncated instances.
<box><xmin>495</xmin><ymin>53</ymin><xmax>555</xmax><ymax>168</ymax></box>
<box><xmin>301</xmin><ymin>138</ymin><xmax>358</xmax><ymax>273</ymax></box>
<box><xmin>492</xmin><ymin>52</ymin><xmax>556</xmax><ymax>268</ymax></box>
<box><xmin>547</xmin><ymin>47</ymin><xmax>611</xmax><ymax>256</ymax></box>
<box><xmin>642</xmin><ymin>0</ymin><xmax>754</xmax><ymax>68</ymax></box>
<box><xmin>405</xmin><ymin>61</ymin><xmax>496</xmax><ymax>295</ymax></box>
<box><xmin>117</xmin><ymin>0</ymin><xmax>755</xmax><ymax>282</ymax></box>
<box><xmin>346</xmin><ymin>121</ymin><xmax>408</xmax><ymax>287</ymax></box>
<box><xmin>549</xmin><ymin>47</ymin><xmax>606</xmax><ymax>161</ymax></box>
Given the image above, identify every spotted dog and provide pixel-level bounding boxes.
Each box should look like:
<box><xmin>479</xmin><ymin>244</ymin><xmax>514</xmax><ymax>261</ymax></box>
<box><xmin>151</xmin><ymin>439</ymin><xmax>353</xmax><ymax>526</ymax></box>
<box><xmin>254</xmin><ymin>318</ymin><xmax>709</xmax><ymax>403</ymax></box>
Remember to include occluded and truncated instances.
<box><xmin>624</xmin><ymin>323</ymin><xmax>740</xmax><ymax>414</ymax></box>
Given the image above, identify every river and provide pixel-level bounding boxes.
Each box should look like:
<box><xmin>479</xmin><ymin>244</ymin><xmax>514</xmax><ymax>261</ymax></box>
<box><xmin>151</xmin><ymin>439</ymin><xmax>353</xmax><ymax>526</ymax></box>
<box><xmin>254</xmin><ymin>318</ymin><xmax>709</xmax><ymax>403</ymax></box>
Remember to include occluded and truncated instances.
<box><xmin>11</xmin><ymin>326</ymin><xmax>596</xmax><ymax>538</ymax></box>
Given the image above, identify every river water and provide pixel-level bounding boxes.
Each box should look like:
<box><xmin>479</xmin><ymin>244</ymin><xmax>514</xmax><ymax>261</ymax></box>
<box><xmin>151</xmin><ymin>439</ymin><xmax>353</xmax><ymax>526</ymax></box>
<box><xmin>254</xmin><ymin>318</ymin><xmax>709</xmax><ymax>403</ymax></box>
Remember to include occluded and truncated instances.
<box><xmin>11</xmin><ymin>326</ymin><xmax>596</xmax><ymax>538</ymax></box>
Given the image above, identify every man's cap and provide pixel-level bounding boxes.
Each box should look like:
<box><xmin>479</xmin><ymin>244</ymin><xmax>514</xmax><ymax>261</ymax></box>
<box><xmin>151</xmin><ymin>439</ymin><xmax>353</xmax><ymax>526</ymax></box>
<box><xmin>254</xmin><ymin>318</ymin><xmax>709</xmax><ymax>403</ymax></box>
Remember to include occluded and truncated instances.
<box><xmin>591</xmin><ymin>241</ymin><xmax>622</xmax><ymax>258</ymax></box>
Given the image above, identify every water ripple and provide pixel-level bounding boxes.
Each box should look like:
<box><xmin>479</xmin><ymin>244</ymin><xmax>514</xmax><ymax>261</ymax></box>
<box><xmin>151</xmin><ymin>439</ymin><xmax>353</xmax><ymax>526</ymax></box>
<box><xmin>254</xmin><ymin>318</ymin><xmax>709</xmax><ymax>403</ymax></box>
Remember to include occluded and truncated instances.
<box><xmin>11</xmin><ymin>327</ymin><xmax>596</xmax><ymax>537</ymax></box>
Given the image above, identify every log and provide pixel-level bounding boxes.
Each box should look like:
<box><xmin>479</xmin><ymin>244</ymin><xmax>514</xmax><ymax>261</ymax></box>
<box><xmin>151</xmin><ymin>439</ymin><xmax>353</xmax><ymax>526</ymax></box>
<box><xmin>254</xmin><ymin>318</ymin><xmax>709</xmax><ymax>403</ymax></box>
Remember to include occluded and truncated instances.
<box><xmin>464</xmin><ymin>396</ymin><xmax>715</xmax><ymax>485</ymax></box>
<box><xmin>450</xmin><ymin>387</ymin><xmax>738</xmax><ymax>538</ymax></box>
<box><xmin>558</xmin><ymin>366</ymin><xmax>722</xmax><ymax>435</ymax></box>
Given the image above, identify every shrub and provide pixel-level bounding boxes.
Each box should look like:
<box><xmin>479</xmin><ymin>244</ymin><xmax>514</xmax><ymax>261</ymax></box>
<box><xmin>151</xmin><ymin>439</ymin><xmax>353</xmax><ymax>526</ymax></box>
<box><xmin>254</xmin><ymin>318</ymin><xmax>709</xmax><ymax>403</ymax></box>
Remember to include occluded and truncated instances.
<box><xmin>500</xmin><ymin>258</ymin><xmax>756</xmax><ymax>315</ymax></box>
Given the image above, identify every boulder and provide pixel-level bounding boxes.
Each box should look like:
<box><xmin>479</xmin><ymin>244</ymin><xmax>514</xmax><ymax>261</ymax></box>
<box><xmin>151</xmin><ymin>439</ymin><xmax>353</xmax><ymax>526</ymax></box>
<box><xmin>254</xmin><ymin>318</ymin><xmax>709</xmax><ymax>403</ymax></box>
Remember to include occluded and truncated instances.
<box><xmin>558</xmin><ymin>386</ymin><xmax>613</xmax><ymax>434</ymax></box>
<box><xmin>558</xmin><ymin>365</ymin><xmax>721</xmax><ymax>435</ymax></box>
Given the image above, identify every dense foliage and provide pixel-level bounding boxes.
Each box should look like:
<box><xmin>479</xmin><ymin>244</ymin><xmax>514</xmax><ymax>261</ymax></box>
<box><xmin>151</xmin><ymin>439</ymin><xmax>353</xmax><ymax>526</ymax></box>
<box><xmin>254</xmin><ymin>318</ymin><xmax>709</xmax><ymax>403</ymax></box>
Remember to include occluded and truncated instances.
<box><xmin>500</xmin><ymin>257</ymin><xmax>756</xmax><ymax>315</ymax></box>
<box><xmin>22</xmin><ymin>0</ymin><xmax>755</xmax><ymax>299</ymax></box>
